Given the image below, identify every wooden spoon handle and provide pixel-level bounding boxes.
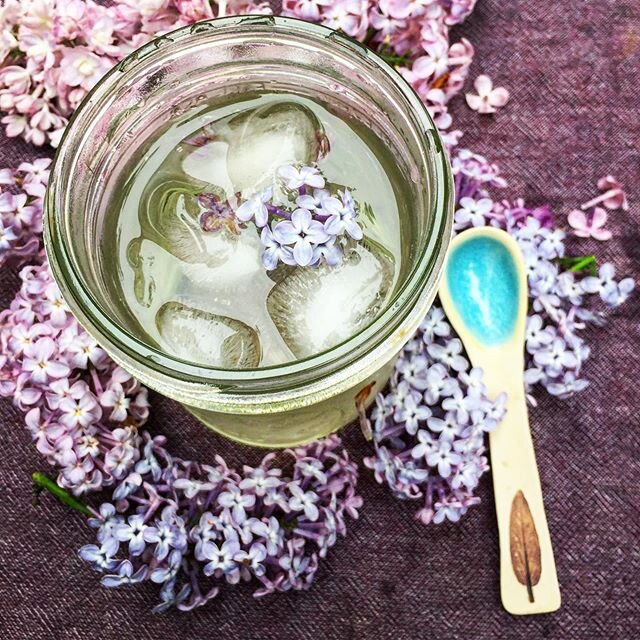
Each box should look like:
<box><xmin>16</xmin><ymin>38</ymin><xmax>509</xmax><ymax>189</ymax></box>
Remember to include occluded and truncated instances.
<box><xmin>489</xmin><ymin>381</ymin><xmax>561</xmax><ymax>615</ymax></box>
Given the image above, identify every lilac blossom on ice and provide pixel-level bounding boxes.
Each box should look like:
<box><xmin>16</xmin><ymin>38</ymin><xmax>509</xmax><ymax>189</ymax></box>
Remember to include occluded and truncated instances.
<box><xmin>199</xmin><ymin>164</ymin><xmax>364</xmax><ymax>270</ymax></box>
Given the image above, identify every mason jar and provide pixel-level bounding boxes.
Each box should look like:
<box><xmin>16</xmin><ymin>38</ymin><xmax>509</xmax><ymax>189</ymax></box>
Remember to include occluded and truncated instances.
<box><xmin>44</xmin><ymin>16</ymin><xmax>453</xmax><ymax>448</ymax></box>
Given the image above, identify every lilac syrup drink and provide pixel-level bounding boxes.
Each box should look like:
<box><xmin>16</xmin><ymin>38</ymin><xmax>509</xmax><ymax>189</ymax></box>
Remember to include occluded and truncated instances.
<box><xmin>103</xmin><ymin>93</ymin><xmax>413</xmax><ymax>369</ymax></box>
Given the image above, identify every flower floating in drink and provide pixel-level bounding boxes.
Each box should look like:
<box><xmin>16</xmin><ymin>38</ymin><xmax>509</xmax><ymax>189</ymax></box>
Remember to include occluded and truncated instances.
<box><xmin>197</xmin><ymin>162</ymin><xmax>363</xmax><ymax>270</ymax></box>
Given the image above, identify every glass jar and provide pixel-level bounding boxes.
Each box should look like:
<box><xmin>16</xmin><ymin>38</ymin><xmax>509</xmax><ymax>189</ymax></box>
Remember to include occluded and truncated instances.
<box><xmin>45</xmin><ymin>16</ymin><xmax>453</xmax><ymax>448</ymax></box>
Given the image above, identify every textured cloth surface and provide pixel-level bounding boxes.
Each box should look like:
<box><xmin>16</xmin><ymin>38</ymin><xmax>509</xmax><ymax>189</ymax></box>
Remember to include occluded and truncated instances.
<box><xmin>1</xmin><ymin>1</ymin><xmax>639</xmax><ymax>639</ymax></box>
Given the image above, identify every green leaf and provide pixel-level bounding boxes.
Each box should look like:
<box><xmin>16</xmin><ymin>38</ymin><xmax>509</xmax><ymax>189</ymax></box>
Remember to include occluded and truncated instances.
<box><xmin>556</xmin><ymin>255</ymin><xmax>598</xmax><ymax>276</ymax></box>
<box><xmin>32</xmin><ymin>472</ymin><xmax>92</xmax><ymax>517</ymax></box>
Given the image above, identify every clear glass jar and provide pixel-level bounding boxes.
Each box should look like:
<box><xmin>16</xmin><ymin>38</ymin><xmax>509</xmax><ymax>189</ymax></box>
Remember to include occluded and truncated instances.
<box><xmin>45</xmin><ymin>16</ymin><xmax>453</xmax><ymax>448</ymax></box>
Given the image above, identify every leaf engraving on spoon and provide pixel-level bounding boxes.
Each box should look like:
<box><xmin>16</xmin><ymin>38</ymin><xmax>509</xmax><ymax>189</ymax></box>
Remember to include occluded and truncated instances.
<box><xmin>509</xmin><ymin>490</ymin><xmax>542</xmax><ymax>603</ymax></box>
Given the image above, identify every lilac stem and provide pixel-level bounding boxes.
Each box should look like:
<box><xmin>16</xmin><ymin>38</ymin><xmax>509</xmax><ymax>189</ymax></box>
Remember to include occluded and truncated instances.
<box><xmin>580</xmin><ymin>188</ymin><xmax>620</xmax><ymax>210</ymax></box>
<box><xmin>267</xmin><ymin>204</ymin><xmax>292</xmax><ymax>220</ymax></box>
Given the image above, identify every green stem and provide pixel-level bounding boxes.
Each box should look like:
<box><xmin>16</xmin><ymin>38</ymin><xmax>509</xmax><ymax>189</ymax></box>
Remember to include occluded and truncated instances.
<box><xmin>556</xmin><ymin>255</ymin><xmax>597</xmax><ymax>276</ymax></box>
<box><xmin>363</xmin><ymin>27</ymin><xmax>376</xmax><ymax>47</ymax></box>
<box><xmin>380</xmin><ymin>53</ymin><xmax>413</xmax><ymax>67</ymax></box>
<box><xmin>32</xmin><ymin>472</ymin><xmax>92</xmax><ymax>517</ymax></box>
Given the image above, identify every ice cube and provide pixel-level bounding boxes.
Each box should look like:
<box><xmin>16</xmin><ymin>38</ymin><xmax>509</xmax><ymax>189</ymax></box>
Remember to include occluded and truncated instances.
<box><xmin>126</xmin><ymin>236</ymin><xmax>167</xmax><ymax>308</ymax></box>
<box><xmin>266</xmin><ymin>240</ymin><xmax>396</xmax><ymax>359</ymax></box>
<box><xmin>136</xmin><ymin>177</ymin><xmax>238</xmax><ymax>269</ymax></box>
<box><xmin>181</xmin><ymin>139</ymin><xmax>233</xmax><ymax>197</ymax></box>
<box><xmin>224</xmin><ymin>101</ymin><xmax>327</xmax><ymax>195</ymax></box>
<box><xmin>155</xmin><ymin>301</ymin><xmax>261</xmax><ymax>369</ymax></box>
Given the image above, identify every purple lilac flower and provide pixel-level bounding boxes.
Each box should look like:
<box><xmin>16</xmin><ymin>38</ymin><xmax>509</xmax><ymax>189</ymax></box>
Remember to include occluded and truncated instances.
<box><xmin>0</xmin><ymin>257</ymin><xmax>149</xmax><ymax>496</ymax></box>
<box><xmin>73</xmin><ymin>434</ymin><xmax>360</xmax><ymax>611</ymax></box>
<box><xmin>273</xmin><ymin>208</ymin><xmax>330</xmax><ymax>266</ymax></box>
<box><xmin>364</xmin><ymin>306</ymin><xmax>503</xmax><ymax>525</ymax></box>
<box><xmin>198</xmin><ymin>163</ymin><xmax>364</xmax><ymax>270</ymax></box>
<box><xmin>0</xmin><ymin>161</ymin><xmax>48</xmax><ymax>267</ymax></box>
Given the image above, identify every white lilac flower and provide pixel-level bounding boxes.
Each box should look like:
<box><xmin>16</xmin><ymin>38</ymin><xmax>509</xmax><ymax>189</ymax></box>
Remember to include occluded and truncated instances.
<box><xmin>239</xmin><ymin>467</ymin><xmax>282</xmax><ymax>496</ymax></box>
<box><xmin>426</xmin><ymin>439</ymin><xmax>462</xmax><ymax>478</ymax></box>
<box><xmin>411</xmin><ymin>429</ymin><xmax>437</xmax><ymax>460</ymax></box>
<box><xmin>295</xmin><ymin>459</ymin><xmax>328</xmax><ymax>484</ymax></box>
<box><xmin>143</xmin><ymin>507</ymin><xmax>187</xmax><ymax>561</ymax></box>
<box><xmin>235</xmin><ymin>542</ymin><xmax>268</xmax><ymax>577</ymax></box>
<box><xmin>546</xmin><ymin>371</ymin><xmax>589</xmax><ymax>398</ymax></box>
<box><xmin>115</xmin><ymin>514</ymin><xmax>148</xmax><ymax>556</ymax></box>
<box><xmin>420</xmin><ymin>307</ymin><xmax>451</xmax><ymax>342</ymax></box>
<box><xmin>296</xmin><ymin>188</ymin><xmax>332</xmax><ymax>211</ymax></box>
<box><xmin>433</xmin><ymin>498</ymin><xmax>467</xmax><ymax>524</ymax></box>
<box><xmin>202</xmin><ymin>539</ymin><xmax>241</xmax><ymax>583</ymax></box>
<box><xmin>236</xmin><ymin>186</ymin><xmax>273</xmax><ymax>228</ymax></box>
<box><xmin>442</xmin><ymin>387</ymin><xmax>482</xmax><ymax>423</ymax></box>
<box><xmin>251</xmin><ymin>516</ymin><xmax>284</xmax><ymax>556</ymax></box>
<box><xmin>393</xmin><ymin>393</ymin><xmax>431</xmax><ymax>435</ymax></box>
<box><xmin>217</xmin><ymin>486</ymin><xmax>256</xmax><ymax>524</ymax></box>
<box><xmin>288</xmin><ymin>483</ymin><xmax>320</xmax><ymax>521</ymax></box>
<box><xmin>173</xmin><ymin>476</ymin><xmax>216</xmax><ymax>499</ymax></box>
<box><xmin>426</xmin><ymin>412</ymin><xmax>464</xmax><ymax>441</ymax></box>
<box><xmin>277</xmin><ymin>165</ymin><xmax>325</xmax><ymax>190</ymax></box>
<box><xmin>422</xmin><ymin>363</ymin><xmax>458</xmax><ymax>405</ymax></box>
<box><xmin>427</xmin><ymin>338</ymin><xmax>468</xmax><ymax>371</ymax></box>
<box><xmin>273</xmin><ymin>208</ymin><xmax>330</xmax><ymax>267</ymax></box>
<box><xmin>455</xmin><ymin>196</ymin><xmax>493</xmax><ymax>229</ymax></box>
<box><xmin>260</xmin><ymin>225</ymin><xmax>296</xmax><ymax>271</ymax></box>
<box><xmin>533</xmin><ymin>337</ymin><xmax>578</xmax><ymax>375</ymax></box>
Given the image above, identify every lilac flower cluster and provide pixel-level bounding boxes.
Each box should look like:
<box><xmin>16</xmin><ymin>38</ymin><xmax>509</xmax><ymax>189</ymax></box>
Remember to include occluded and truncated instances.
<box><xmin>112</xmin><ymin>0</ymin><xmax>272</xmax><ymax>46</ymax></box>
<box><xmin>363</xmin><ymin>146</ymin><xmax>634</xmax><ymax>522</ymax></box>
<box><xmin>0</xmin><ymin>0</ymin><xmax>121</xmax><ymax>146</ymax></box>
<box><xmin>0</xmin><ymin>0</ymin><xmax>272</xmax><ymax>146</ymax></box>
<box><xmin>0</xmin><ymin>257</ymin><xmax>150</xmax><ymax>495</ymax></box>
<box><xmin>79</xmin><ymin>435</ymin><xmax>361</xmax><ymax>612</ymax></box>
<box><xmin>450</xmin><ymin>146</ymin><xmax>634</xmax><ymax>400</ymax></box>
<box><xmin>282</xmin><ymin>0</ymin><xmax>477</xmax><ymax>131</ymax></box>
<box><xmin>364</xmin><ymin>306</ymin><xmax>506</xmax><ymax>525</ymax></box>
<box><xmin>0</xmin><ymin>1</ymin><xmax>478</xmax><ymax>146</ymax></box>
<box><xmin>200</xmin><ymin>164</ymin><xmax>363</xmax><ymax>270</ymax></box>
<box><xmin>0</xmin><ymin>158</ymin><xmax>49</xmax><ymax>267</ymax></box>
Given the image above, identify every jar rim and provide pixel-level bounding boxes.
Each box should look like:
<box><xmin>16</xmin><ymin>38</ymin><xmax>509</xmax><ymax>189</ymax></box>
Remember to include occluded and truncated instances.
<box><xmin>45</xmin><ymin>15</ymin><xmax>453</xmax><ymax>394</ymax></box>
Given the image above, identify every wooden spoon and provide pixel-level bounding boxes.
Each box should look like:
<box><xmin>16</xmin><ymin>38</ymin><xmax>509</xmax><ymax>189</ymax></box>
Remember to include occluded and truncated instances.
<box><xmin>439</xmin><ymin>226</ymin><xmax>561</xmax><ymax>615</ymax></box>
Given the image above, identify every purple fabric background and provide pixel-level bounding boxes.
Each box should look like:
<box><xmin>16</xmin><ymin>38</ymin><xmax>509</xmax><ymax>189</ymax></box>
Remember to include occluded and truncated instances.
<box><xmin>1</xmin><ymin>1</ymin><xmax>639</xmax><ymax>638</ymax></box>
